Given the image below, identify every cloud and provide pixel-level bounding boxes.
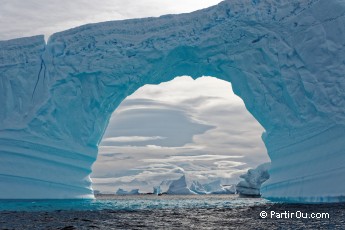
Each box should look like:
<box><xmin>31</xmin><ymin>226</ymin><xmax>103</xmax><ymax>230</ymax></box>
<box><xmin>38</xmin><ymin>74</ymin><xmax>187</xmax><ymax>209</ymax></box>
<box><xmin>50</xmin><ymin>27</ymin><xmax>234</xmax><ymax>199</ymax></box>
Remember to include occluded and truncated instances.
<box><xmin>143</xmin><ymin>154</ymin><xmax>243</xmax><ymax>163</ymax></box>
<box><xmin>102</xmin><ymin>136</ymin><xmax>166</xmax><ymax>143</ymax></box>
<box><xmin>129</xmin><ymin>76</ymin><xmax>245</xmax><ymax>107</ymax></box>
<box><xmin>102</xmin><ymin>105</ymin><xmax>215</xmax><ymax>147</ymax></box>
<box><xmin>0</xmin><ymin>0</ymin><xmax>223</xmax><ymax>41</ymax></box>
<box><xmin>214</xmin><ymin>161</ymin><xmax>246</xmax><ymax>168</ymax></box>
<box><xmin>100</xmin><ymin>153</ymin><xmax>125</xmax><ymax>158</ymax></box>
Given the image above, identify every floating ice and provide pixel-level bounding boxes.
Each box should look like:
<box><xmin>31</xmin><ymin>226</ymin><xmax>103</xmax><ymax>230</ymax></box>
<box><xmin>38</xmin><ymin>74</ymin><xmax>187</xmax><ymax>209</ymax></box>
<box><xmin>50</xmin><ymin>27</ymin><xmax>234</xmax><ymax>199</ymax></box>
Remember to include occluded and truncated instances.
<box><xmin>203</xmin><ymin>180</ymin><xmax>235</xmax><ymax>195</ymax></box>
<box><xmin>116</xmin><ymin>188</ymin><xmax>140</xmax><ymax>195</ymax></box>
<box><xmin>236</xmin><ymin>163</ymin><xmax>270</xmax><ymax>196</ymax></box>
<box><xmin>190</xmin><ymin>181</ymin><xmax>208</xmax><ymax>195</ymax></box>
<box><xmin>167</xmin><ymin>175</ymin><xmax>196</xmax><ymax>195</ymax></box>
<box><xmin>1</xmin><ymin>0</ymin><xmax>345</xmax><ymax>202</ymax></box>
<box><xmin>153</xmin><ymin>186</ymin><xmax>161</xmax><ymax>195</ymax></box>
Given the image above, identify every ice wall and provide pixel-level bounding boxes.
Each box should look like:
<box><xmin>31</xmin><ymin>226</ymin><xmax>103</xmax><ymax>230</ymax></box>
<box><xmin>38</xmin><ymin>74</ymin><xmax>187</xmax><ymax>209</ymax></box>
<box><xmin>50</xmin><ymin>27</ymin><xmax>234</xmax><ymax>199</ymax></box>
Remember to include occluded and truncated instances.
<box><xmin>1</xmin><ymin>0</ymin><xmax>345</xmax><ymax>202</ymax></box>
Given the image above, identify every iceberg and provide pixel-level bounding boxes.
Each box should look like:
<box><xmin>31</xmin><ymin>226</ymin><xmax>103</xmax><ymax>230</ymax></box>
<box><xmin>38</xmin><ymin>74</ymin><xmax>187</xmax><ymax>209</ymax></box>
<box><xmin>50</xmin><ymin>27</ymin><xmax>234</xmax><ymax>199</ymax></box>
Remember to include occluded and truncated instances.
<box><xmin>236</xmin><ymin>163</ymin><xmax>270</xmax><ymax>197</ymax></box>
<box><xmin>1</xmin><ymin>0</ymin><xmax>345</xmax><ymax>202</ymax></box>
<box><xmin>153</xmin><ymin>186</ymin><xmax>161</xmax><ymax>195</ymax></box>
<box><xmin>222</xmin><ymin>185</ymin><xmax>236</xmax><ymax>194</ymax></box>
<box><xmin>93</xmin><ymin>190</ymin><xmax>101</xmax><ymax>195</ymax></box>
<box><xmin>190</xmin><ymin>181</ymin><xmax>208</xmax><ymax>195</ymax></box>
<box><xmin>203</xmin><ymin>180</ymin><xmax>235</xmax><ymax>194</ymax></box>
<box><xmin>158</xmin><ymin>180</ymin><xmax>173</xmax><ymax>194</ymax></box>
<box><xmin>166</xmin><ymin>175</ymin><xmax>196</xmax><ymax>195</ymax></box>
<box><xmin>116</xmin><ymin>188</ymin><xmax>140</xmax><ymax>195</ymax></box>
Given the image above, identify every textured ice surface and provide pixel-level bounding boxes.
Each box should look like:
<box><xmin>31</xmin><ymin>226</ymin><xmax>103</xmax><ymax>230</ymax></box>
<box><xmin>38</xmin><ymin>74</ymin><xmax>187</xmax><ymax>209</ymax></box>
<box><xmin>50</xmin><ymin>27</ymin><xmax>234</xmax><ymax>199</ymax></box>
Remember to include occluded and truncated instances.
<box><xmin>1</xmin><ymin>0</ymin><xmax>345</xmax><ymax>202</ymax></box>
<box><xmin>236</xmin><ymin>163</ymin><xmax>270</xmax><ymax>196</ymax></box>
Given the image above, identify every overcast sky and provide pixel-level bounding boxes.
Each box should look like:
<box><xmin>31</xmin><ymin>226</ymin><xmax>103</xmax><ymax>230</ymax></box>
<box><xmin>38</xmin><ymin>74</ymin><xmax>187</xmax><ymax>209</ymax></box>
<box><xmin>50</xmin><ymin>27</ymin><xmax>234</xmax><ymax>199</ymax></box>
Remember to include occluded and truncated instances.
<box><xmin>0</xmin><ymin>0</ymin><xmax>223</xmax><ymax>41</ymax></box>
<box><xmin>0</xmin><ymin>0</ymin><xmax>270</xmax><ymax>193</ymax></box>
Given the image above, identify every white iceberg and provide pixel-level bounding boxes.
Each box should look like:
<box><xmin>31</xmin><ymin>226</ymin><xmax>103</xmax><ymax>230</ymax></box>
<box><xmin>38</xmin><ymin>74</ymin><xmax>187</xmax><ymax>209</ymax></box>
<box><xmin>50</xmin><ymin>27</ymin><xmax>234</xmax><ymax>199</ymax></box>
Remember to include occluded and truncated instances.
<box><xmin>222</xmin><ymin>184</ymin><xmax>236</xmax><ymax>194</ymax></box>
<box><xmin>203</xmin><ymin>180</ymin><xmax>235</xmax><ymax>194</ymax></box>
<box><xmin>158</xmin><ymin>180</ymin><xmax>173</xmax><ymax>194</ymax></box>
<box><xmin>166</xmin><ymin>175</ymin><xmax>196</xmax><ymax>195</ymax></box>
<box><xmin>190</xmin><ymin>181</ymin><xmax>208</xmax><ymax>195</ymax></box>
<box><xmin>153</xmin><ymin>186</ymin><xmax>161</xmax><ymax>195</ymax></box>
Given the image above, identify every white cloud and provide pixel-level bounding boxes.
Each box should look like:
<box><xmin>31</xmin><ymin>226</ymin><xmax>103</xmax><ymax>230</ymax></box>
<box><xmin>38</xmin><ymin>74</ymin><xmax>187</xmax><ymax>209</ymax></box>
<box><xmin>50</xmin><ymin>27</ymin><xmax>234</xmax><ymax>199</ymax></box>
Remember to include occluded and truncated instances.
<box><xmin>103</xmin><ymin>136</ymin><xmax>166</xmax><ymax>143</ymax></box>
<box><xmin>143</xmin><ymin>154</ymin><xmax>243</xmax><ymax>163</ymax></box>
<box><xmin>102</xmin><ymin>103</ymin><xmax>215</xmax><ymax>147</ymax></box>
<box><xmin>0</xmin><ymin>0</ymin><xmax>223</xmax><ymax>41</ymax></box>
<box><xmin>129</xmin><ymin>76</ymin><xmax>244</xmax><ymax>107</ymax></box>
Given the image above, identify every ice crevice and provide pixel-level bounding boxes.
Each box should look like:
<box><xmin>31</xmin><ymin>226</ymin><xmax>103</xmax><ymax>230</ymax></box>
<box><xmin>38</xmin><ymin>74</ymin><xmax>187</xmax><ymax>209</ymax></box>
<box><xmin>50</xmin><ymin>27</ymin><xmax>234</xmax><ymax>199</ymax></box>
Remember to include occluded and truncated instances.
<box><xmin>1</xmin><ymin>0</ymin><xmax>345</xmax><ymax>202</ymax></box>
<box><xmin>32</xmin><ymin>54</ymin><xmax>47</xmax><ymax>99</ymax></box>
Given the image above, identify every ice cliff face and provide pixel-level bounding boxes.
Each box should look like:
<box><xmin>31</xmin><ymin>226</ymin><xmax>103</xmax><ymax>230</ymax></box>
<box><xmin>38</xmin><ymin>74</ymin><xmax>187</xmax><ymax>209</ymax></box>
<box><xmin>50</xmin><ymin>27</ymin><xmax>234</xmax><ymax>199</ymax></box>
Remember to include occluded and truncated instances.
<box><xmin>1</xmin><ymin>0</ymin><xmax>345</xmax><ymax>202</ymax></box>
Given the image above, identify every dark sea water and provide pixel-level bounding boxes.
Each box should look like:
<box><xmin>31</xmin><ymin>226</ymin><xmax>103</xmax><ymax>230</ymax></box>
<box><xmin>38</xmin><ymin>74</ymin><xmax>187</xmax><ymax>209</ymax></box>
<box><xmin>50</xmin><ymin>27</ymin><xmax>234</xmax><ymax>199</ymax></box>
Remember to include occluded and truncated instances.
<box><xmin>1</xmin><ymin>195</ymin><xmax>344</xmax><ymax>229</ymax></box>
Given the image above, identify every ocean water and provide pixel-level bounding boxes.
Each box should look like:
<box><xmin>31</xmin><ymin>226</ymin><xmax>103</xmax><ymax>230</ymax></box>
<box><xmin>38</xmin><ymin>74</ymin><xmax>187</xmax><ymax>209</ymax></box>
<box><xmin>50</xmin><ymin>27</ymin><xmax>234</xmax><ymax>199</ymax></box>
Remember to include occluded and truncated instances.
<box><xmin>1</xmin><ymin>195</ymin><xmax>345</xmax><ymax>229</ymax></box>
<box><xmin>0</xmin><ymin>194</ymin><xmax>266</xmax><ymax>212</ymax></box>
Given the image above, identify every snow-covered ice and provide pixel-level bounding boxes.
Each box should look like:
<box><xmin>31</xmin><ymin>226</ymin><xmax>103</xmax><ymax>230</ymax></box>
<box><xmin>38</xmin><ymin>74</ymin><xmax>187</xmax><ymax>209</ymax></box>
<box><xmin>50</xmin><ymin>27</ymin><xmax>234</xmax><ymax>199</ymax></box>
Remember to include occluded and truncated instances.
<box><xmin>1</xmin><ymin>0</ymin><xmax>345</xmax><ymax>202</ymax></box>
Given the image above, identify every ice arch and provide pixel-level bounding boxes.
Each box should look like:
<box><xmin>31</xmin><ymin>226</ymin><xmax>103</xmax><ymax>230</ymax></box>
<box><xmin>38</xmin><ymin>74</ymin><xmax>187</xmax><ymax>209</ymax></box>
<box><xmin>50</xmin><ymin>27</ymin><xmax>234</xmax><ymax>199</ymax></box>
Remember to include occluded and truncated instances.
<box><xmin>1</xmin><ymin>0</ymin><xmax>345</xmax><ymax>202</ymax></box>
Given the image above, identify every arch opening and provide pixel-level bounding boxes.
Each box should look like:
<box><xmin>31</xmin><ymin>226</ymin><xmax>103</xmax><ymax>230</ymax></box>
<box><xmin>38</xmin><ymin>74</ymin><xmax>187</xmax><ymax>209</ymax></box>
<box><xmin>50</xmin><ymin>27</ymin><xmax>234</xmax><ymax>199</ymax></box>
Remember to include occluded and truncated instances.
<box><xmin>91</xmin><ymin>76</ymin><xmax>269</xmax><ymax>194</ymax></box>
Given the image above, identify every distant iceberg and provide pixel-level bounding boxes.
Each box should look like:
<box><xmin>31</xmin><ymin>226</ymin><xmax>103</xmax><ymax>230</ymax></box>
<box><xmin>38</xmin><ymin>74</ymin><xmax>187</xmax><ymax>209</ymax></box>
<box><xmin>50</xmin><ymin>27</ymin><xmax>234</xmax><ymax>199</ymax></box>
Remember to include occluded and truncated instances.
<box><xmin>93</xmin><ymin>190</ymin><xmax>101</xmax><ymax>195</ymax></box>
<box><xmin>190</xmin><ymin>181</ymin><xmax>208</xmax><ymax>195</ymax></box>
<box><xmin>153</xmin><ymin>186</ymin><xmax>161</xmax><ymax>195</ymax></box>
<box><xmin>116</xmin><ymin>188</ymin><xmax>140</xmax><ymax>195</ymax></box>
<box><xmin>203</xmin><ymin>180</ymin><xmax>235</xmax><ymax>194</ymax></box>
<box><xmin>236</xmin><ymin>163</ymin><xmax>270</xmax><ymax>197</ymax></box>
<box><xmin>166</xmin><ymin>175</ymin><xmax>196</xmax><ymax>195</ymax></box>
<box><xmin>221</xmin><ymin>185</ymin><xmax>236</xmax><ymax>194</ymax></box>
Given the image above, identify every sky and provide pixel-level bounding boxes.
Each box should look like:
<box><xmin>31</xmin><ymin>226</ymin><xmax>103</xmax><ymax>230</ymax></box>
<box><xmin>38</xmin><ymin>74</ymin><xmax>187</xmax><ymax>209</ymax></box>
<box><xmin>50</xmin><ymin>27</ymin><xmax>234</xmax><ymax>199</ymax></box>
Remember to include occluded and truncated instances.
<box><xmin>0</xmin><ymin>0</ymin><xmax>270</xmax><ymax>193</ymax></box>
<box><xmin>0</xmin><ymin>0</ymin><xmax>223</xmax><ymax>41</ymax></box>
